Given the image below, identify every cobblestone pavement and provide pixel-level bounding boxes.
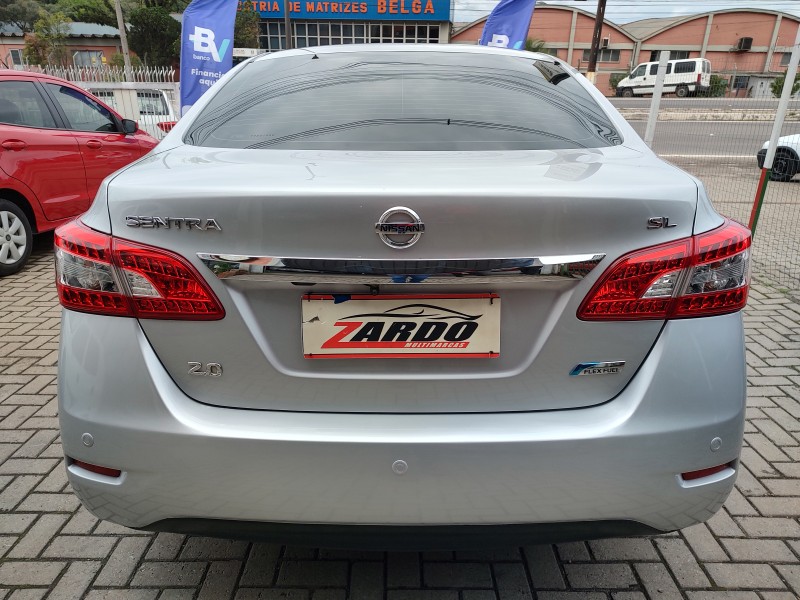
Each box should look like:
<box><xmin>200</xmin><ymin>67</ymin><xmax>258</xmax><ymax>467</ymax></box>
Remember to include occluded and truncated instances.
<box><xmin>0</xmin><ymin>233</ymin><xmax>799</xmax><ymax>599</ymax></box>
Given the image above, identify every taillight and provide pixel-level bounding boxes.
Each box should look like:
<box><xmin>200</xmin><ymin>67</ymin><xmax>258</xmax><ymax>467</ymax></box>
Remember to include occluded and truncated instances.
<box><xmin>697</xmin><ymin>73</ymin><xmax>701</xmax><ymax>84</ymax></box>
<box><xmin>157</xmin><ymin>121</ymin><xmax>176</xmax><ymax>132</ymax></box>
<box><xmin>55</xmin><ymin>221</ymin><xmax>225</xmax><ymax>320</ymax></box>
<box><xmin>578</xmin><ymin>220</ymin><xmax>750</xmax><ymax>320</ymax></box>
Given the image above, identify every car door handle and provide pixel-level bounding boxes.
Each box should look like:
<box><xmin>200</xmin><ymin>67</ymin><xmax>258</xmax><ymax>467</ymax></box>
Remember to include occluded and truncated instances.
<box><xmin>1</xmin><ymin>140</ymin><xmax>26</xmax><ymax>151</ymax></box>
<box><xmin>86</xmin><ymin>140</ymin><xmax>103</xmax><ymax>149</ymax></box>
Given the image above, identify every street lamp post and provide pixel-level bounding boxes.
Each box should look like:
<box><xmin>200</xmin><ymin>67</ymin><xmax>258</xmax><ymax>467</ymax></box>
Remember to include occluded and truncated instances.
<box><xmin>586</xmin><ymin>0</ymin><xmax>607</xmax><ymax>84</ymax></box>
<box><xmin>284</xmin><ymin>0</ymin><xmax>293</xmax><ymax>49</ymax></box>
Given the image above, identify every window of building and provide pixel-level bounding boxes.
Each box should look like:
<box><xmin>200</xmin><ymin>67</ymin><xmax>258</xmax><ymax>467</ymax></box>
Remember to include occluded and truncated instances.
<box><xmin>72</xmin><ymin>50</ymin><xmax>104</xmax><ymax>67</ymax></box>
<box><xmin>8</xmin><ymin>49</ymin><xmax>24</xmax><ymax>67</ymax></box>
<box><xmin>649</xmin><ymin>50</ymin><xmax>689</xmax><ymax>62</ymax></box>
<box><xmin>732</xmin><ymin>75</ymin><xmax>750</xmax><ymax>90</ymax></box>
<box><xmin>674</xmin><ymin>60</ymin><xmax>696</xmax><ymax>74</ymax></box>
<box><xmin>780</xmin><ymin>52</ymin><xmax>792</xmax><ymax>66</ymax></box>
<box><xmin>581</xmin><ymin>49</ymin><xmax>620</xmax><ymax>63</ymax></box>
<box><xmin>260</xmin><ymin>21</ymin><xmax>440</xmax><ymax>52</ymax></box>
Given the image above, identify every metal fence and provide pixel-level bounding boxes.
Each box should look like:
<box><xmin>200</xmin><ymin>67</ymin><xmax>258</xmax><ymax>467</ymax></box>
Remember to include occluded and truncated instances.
<box><xmin>619</xmin><ymin>48</ymin><xmax>800</xmax><ymax>296</ymax></box>
<box><xmin>24</xmin><ymin>64</ymin><xmax>176</xmax><ymax>83</ymax></box>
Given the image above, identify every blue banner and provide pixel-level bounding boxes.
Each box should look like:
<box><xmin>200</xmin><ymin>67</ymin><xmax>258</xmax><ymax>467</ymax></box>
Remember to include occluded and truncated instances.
<box><xmin>244</xmin><ymin>0</ymin><xmax>450</xmax><ymax>21</ymax></box>
<box><xmin>180</xmin><ymin>0</ymin><xmax>239</xmax><ymax>115</ymax></box>
<box><xmin>479</xmin><ymin>0</ymin><xmax>536</xmax><ymax>50</ymax></box>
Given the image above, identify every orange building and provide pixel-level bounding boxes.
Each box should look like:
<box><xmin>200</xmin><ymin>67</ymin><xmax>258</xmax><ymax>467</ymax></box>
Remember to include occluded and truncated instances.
<box><xmin>452</xmin><ymin>7</ymin><xmax>800</xmax><ymax>97</ymax></box>
<box><xmin>1</xmin><ymin>23</ymin><xmax>126</xmax><ymax>70</ymax></box>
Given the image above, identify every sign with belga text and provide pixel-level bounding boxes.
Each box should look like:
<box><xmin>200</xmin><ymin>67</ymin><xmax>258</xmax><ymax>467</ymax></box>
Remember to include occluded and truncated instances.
<box><xmin>479</xmin><ymin>0</ymin><xmax>536</xmax><ymax>50</ymax></box>
<box><xmin>240</xmin><ymin>0</ymin><xmax>450</xmax><ymax>21</ymax></box>
<box><xmin>180</xmin><ymin>0</ymin><xmax>239</xmax><ymax>115</ymax></box>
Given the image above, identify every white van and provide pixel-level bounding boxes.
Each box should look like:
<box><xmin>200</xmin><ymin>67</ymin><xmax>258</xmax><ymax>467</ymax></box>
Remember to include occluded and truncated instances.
<box><xmin>616</xmin><ymin>58</ymin><xmax>711</xmax><ymax>98</ymax></box>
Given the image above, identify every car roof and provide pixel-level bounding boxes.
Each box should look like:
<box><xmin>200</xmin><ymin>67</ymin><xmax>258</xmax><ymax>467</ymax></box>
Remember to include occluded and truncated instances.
<box><xmin>0</xmin><ymin>69</ymin><xmax>77</xmax><ymax>85</ymax></box>
<box><xmin>254</xmin><ymin>43</ymin><xmax>558</xmax><ymax>63</ymax></box>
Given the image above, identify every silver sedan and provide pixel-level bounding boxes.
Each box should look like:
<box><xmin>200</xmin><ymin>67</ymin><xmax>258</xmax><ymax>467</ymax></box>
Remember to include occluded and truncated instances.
<box><xmin>55</xmin><ymin>45</ymin><xmax>750</xmax><ymax>548</ymax></box>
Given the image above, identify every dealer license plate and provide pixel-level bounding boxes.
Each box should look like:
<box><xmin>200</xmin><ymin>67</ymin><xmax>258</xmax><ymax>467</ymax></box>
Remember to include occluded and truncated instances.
<box><xmin>302</xmin><ymin>294</ymin><xmax>500</xmax><ymax>359</ymax></box>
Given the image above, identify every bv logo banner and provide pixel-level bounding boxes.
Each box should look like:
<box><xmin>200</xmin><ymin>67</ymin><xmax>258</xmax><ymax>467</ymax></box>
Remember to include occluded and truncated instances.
<box><xmin>180</xmin><ymin>0</ymin><xmax>238</xmax><ymax>115</ymax></box>
<box><xmin>478</xmin><ymin>0</ymin><xmax>537</xmax><ymax>50</ymax></box>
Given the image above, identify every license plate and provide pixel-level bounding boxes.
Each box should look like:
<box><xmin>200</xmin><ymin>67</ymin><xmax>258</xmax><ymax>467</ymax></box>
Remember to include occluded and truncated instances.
<box><xmin>302</xmin><ymin>294</ymin><xmax>500</xmax><ymax>359</ymax></box>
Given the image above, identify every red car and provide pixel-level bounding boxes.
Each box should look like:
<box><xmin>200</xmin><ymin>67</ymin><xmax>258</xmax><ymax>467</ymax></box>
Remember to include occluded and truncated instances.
<box><xmin>0</xmin><ymin>70</ymin><xmax>158</xmax><ymax>275</ymax></box>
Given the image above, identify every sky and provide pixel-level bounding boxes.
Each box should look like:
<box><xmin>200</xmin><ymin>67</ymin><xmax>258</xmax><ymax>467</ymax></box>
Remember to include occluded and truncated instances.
<box><xmin>453</xmin><ymin>0</ymin><xmax>800</xmax><ymax>25</ymax></box>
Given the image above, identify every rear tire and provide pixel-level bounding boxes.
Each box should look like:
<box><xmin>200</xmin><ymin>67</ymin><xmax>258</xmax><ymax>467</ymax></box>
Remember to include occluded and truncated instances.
<box><xmin>620</xmin><ymin>88</ymin><xmax>634</xmax><ymax>98</ymax></box>
<box><xmin>771</xmin><ymin>150</ymin><xmax>799</xmax><ymax>182</ymax></box>
<box><xmin>676</xmin><ymin>86</ymin><xmax>689</xmax><ymax>98</ymax></box>
<box><xmin>0</xmin><ymin>199</ymin><xmax>33</xmax><ymax>277</ymax></box>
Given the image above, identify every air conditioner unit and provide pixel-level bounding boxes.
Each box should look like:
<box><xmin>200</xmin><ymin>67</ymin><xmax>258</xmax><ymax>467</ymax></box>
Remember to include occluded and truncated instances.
<box><xmin>735</xmin><ymin>37</ymin><xmax>753</xmax><ymax>52</ymax></box>
<box><xmin>601</xmin><ymin>37</ymin><xmax>610</xmax><ymax>49</ymax></box>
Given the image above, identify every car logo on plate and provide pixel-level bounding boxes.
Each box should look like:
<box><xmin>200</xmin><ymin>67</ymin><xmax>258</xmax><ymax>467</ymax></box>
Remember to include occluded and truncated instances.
<box><xmin>375</xmin><ymin>207</ymin><xmax>424</xmax><ymax>249</ymax></box>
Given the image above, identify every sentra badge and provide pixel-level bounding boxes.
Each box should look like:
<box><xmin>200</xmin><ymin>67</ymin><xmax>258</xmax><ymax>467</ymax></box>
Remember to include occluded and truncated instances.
<box><xmin>125</xmin><ymin>216</ymin><xmax>221</xmax><ymax>231</ymax></box>
<box><xmin>570</xmin><ymin>361</ymin><xmax>625</xmax><ymax>376</ymax></box>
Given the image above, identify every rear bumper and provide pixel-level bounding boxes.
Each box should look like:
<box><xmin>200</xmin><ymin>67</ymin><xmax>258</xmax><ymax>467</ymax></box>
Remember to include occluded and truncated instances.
<box><xmin>58</xmin><ymin>310</ymin><xmax>746</xmax><ymax>541</ymax></box>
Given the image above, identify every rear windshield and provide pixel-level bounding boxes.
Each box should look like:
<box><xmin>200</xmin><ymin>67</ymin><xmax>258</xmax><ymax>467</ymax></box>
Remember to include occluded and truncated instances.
<box><xmin>185</xmin><ymin>50</ymin><xmax>622</xmax><ymax>151</ymax></box>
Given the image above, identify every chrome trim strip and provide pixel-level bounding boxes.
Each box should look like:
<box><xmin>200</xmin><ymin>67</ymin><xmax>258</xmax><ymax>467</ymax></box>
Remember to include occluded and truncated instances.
<box><xmin>197</xmin><ymin>254</ymin><xmax>606</xmax><ymax>284</ymax></box>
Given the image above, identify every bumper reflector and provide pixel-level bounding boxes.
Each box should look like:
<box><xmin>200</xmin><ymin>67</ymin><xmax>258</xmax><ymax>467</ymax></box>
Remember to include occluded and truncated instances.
<box><xmin>71</xmin><ymin>459</ymin><xmax>122</xmax><ymax>478</ymax></box>
<box><xmin>681</xmin><ymin>462</ymin><xmax>733</xmax><ymax>481</ymax></box>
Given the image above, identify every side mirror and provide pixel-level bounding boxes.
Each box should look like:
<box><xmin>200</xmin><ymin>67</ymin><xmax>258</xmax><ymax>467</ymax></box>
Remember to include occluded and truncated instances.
<box><xmin>121</xmin><ymin>119</ymin><xmax>138</xmax><ymax>135</ymax></box>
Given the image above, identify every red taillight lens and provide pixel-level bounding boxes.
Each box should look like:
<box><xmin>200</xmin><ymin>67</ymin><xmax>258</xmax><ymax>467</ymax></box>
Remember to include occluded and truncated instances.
<box><xmin>681</xmin><ymin>462</ymin><xmax>733</xmax><ymax>481</ymax></box>
<box><xmin>55</xmin><ymin>221</ymin><xmax>225</xmax><ymax>320</ymax></box>
<box><xmin>157</xmin><ymin>121</ymin><xmax>176</xmax><ymax>132</ymax></box>
<box><xmin>71</xmin><ymin>459</ymin><xmax>122</xmax><ymax>478</ymax></box>
<box><xmin>578</xmin><ymin>220</ymin><xmax>751</xmax><ymax>321</ymax></box>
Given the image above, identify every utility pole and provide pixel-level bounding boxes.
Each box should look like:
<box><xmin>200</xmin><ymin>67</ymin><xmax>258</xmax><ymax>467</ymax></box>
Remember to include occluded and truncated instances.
<box><xmin>586</xmin><ymin>0</ymin><xmax>607</xmax><ymax>84</ymax></box>
<box><xmin>284</xmin><ymin>0</ymin><xmax>293</xmax><ymax>49</ymax></box>
<box><xmin>113</xmin><ymin>0</ymin><xmax>133</xmax><ymax>80</ymax></box>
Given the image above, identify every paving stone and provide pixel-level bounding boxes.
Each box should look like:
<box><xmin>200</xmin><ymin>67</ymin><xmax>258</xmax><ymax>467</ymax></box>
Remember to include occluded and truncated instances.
<box><xmin>131</xmin><ymin>562</ymin><xmax>207</xmax><ymax>587</ymax></box>
<box><xmin>48</xmin><ymin>560</ymin><xmax>101</xmax><ymax>600</ymax></box>
<box><xmin>735</xmin><ymin>516</ymin><xmax>800</xmax><ymax>538</ymax></box>
<box><xmin>179</xmin><ymin>536</ymin><xmax>249</xmax><ymax>560</ymax></box>
<box><xmin>750</xmin><ymin>497</ymin><xmax>800</xmax><ymax>517</ymax></box>
<box><xmin>633</xmin><ymin>563</ymin><xmax>682</xmax><ymax>600</ymax></box>
<box><xmin>42</xmin><ymin>534</ymin><xmax>118</xmax><ymax>559</ymax></box>
<box><xmin>387</xmin><ymin>552</ymin><xmax>420</xmax><ymax>588</ymax></box>
<box><xmin>423</xmin><ymin>563</ymin><xmax>493</xmax><ymax>588</ymax></box>
<box><xmin>705</xmin><ymin>563</ymin><xmax>785</xmax><ymax>589</ymax></box>
<box><xmin>94</xmin><ymin>535</ymin><xmax>151</xmax><ymax>586</ymax></box>
<box><xmin>386</xmin><ymin>593</ymin><xmax>457</xmax><ymax>600</ymax></box>
<box><xmin>523</xmin><ymin>545</ymin><xmax>566</xmax><ymax>590</ymax></box>
<box><xmin>6</xmin><ymin>513</ymin><xmax>68</xmax><ymax>558</ymax></box>
<box><xmin>719</xmin><ymin>538</ymin><xmax>797</xmax><ymax>562</ymax></box>
<box><xmin>653</xmin><ymin>538</ymin><xmax>710</xmax><ymax>588</ymax></box>
<box><xmin>197</xmin><ymin>560</ymin><xmax>242</xmax><ymax>600</ymax></box>
<box><xmin>589</xmin><ymin>538</ymin><xmax>659</xmax><ymax>561</ymax></box>
<box><xmin>276</xmin><ymin>561</ymin><xmax>348</xmax><ymax>587</ymax></box>
<box><xmin>493</xmin><ymin>562</ymin><xmax>533</xmax><ymax>600</ymax></box>
<box><xmin>239</xmin><ymin>543</ymin><xmax>281</xmax><ymax>587</ymax></box>
<box><xmin>0</xmin><ymin>560</ymin><xmax>65</xmax><ymax>586</ymax></box>
<box><xmin>563</xmin><ymin>564</ymin><xmax>636</xmax><ymax>589</ymax></box>
<box><xmin>775</xmin><ymin>565</ymin><xmax>800</xmax><ymax>594</ymax></box>
<box><xmin>349</xmin><ymin>562</ymin><xmax>383</xmax><ymax>600</ymax></box>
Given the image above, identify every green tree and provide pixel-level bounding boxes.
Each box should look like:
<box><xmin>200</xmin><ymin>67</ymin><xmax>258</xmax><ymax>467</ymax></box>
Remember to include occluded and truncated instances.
<box><xmin>127</xmin><ymin>5</ymin><xmax>180</xmax><ymax>67</ymax></box>
<box><xmin>109</xmin><ymin>51</ymin><xmax>142</xmax><ymax>68</ymax></box>
<box><xmin>0</xmin><ymin>0</ymin><xmax>46</xmax><ymax>33</ymax></box>
<box><xmin>525</xmin><ymin>38</ymin><xmax>546</xmax><ymax>53</ymax></box>
<box><xmin>23</xmin><ymin>11</ymin><xmax>71</xmax><ymax>66</ymax></box>
<box><xmin>234</xmin><ymin>2</ymin><xmax>260</xmax><ymax>49</ymax></box>
<box><xmin>609</xmin><ymin>72</ymin><xmax>628</xmax><ymax>91</ymax></box>
<box><xmin>55</xmin><ymin>0</ymin><xmax>116</xmax><ymax>27</ymax></box>
<box><xmin>771</xmin><ymin>72</ymin><xmax>800</xmax><ymax>98</ymax></box>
